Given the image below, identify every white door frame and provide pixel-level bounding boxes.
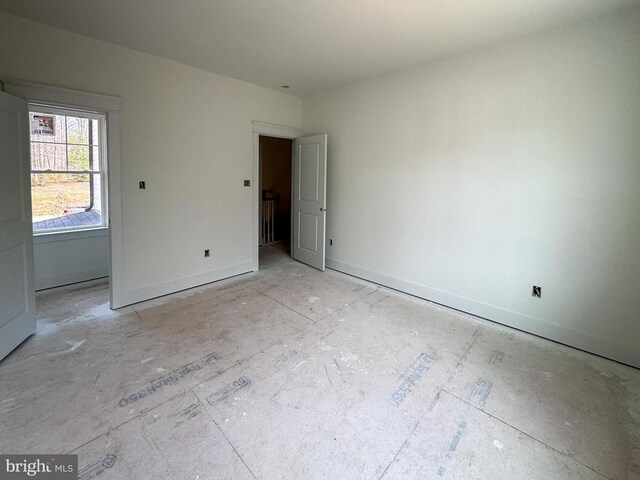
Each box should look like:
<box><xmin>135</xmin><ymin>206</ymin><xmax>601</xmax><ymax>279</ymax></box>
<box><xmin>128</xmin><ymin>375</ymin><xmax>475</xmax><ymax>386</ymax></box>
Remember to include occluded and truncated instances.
<box><xmin>251</xmin><ymin>121</ymin><xmax>301</xmax><ymax>270</ymax></box>
<box><xmin>2</xmin><ymin>79</ymin><xmax>124</xmax><ymax>309</ymax></box>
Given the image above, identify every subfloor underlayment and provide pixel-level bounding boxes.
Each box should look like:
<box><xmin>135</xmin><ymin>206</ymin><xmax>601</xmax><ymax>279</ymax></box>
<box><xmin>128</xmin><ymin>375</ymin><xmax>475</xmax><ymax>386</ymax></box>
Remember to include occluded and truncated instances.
<box><xmin>1</xmin><ymin>243</ymin><xmax>639</xmax><ymax>479</ymax></box>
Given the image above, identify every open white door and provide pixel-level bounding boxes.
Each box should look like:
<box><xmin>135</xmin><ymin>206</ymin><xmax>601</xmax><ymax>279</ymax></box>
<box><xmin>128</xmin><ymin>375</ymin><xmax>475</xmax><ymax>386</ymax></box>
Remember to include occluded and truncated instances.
<box><xmin>0</xmin><ymin>91</ymin><xmax>36</xmax><ymax>361</ymax></box>
<box><xmin>292</xmin><ymin>134</ymin><xmax>327</xmax><ymax>271</ymax></box>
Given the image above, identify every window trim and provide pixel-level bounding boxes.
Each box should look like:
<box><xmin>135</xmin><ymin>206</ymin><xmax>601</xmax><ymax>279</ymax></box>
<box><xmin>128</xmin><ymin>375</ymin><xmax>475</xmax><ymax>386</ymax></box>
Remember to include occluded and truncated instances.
<box><xmin>29</xmin><ymin>104</ymin><xmax>109</xmax><ymax>235</ymax></box>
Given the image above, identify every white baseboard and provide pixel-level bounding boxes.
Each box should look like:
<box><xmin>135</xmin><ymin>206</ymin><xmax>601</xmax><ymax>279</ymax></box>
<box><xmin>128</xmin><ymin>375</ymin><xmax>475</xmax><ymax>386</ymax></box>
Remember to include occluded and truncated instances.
<box><xmin>326</xmin><ymin>258</ymin><xmax>639</xmax><ymax>369</ymax></box>
<box><xmin>114</xmin><ymin>261</ymin><xmax>255</xmax><ymax>308</ymax></box>
<box><xmin>35</xmin><ymin>268</ymin><xmax>109</xmax><ymax>291</ymax></box>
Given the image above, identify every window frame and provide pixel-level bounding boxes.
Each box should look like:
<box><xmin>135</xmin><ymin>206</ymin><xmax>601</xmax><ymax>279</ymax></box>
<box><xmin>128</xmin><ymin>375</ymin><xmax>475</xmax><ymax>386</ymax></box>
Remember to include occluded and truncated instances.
<box><xmin>28</xmin><ymin>102</ymin><xmax>109</xmax><ymax>235</ymax></box>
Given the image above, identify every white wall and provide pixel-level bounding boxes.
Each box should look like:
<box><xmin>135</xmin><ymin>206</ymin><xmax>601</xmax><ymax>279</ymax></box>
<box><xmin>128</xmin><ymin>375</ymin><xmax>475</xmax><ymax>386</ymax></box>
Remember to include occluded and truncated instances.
<box><xmin>303</xmin><ymin>9</ymin><xmax>640</xmax><ymax>367</ymax></box>
<box><xmin>34</xmin><ymin>231</ymin><xmax>109</xmax><ymax>291</ymax></box>
<box><xmin>0</xmin><ymin>12</ymin><xmax>302</xmax><ymax>306</ymax></box>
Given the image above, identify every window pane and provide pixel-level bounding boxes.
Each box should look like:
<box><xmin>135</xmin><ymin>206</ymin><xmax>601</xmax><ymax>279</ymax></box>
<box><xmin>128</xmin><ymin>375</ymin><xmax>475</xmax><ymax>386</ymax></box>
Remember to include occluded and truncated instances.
<box><xmin>67</xmin><ymin>144</ymin><xmax>90</xmax><ymax>171</ymax></box>
<box><xmin>66</xmin><ymin>116</ymin><xmax>90</xmax><ymax>145</ymax></box>
<box><xmin>29</xmin><ymin>107</ymin><xmax>106</xmax><ymax>234</ymax></box>
<box><xmin>31</xmin><ymin>173</ymin><xmax>103</xmax><ymax>232</ymax></box>
<box><xmin>31</xmin><ymin>142</ymin><xmax>66</xmax><ymax>171</ymax></box>
<box><xmin>30</xmin><ymin>112</ymin><xmax>66</xmax><ymax>144</ymax></box>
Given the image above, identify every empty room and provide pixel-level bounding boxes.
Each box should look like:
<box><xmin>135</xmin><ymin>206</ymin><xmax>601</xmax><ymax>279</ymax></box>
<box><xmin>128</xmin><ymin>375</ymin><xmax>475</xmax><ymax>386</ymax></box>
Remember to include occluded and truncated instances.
<box><xmin>0</xmin><ymin>1</ymin><xmax>639</xmax><ymax>479</ymax></box>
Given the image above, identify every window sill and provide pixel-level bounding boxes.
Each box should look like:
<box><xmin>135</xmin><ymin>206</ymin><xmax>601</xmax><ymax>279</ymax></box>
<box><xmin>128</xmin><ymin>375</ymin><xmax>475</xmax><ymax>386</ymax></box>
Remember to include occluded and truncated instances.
<box><xmin>33</xmin><ymin>227</ymin><xmax>109</xmax><ymax>244</ymax></box>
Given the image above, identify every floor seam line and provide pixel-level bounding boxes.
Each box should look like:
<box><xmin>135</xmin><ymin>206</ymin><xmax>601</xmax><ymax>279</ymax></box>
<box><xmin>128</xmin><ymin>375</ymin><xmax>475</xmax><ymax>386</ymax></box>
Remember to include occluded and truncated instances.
<box><xmin>375</xmin><ymin>389</ymin><xmax>442</xmax><ymax>480</ymax></box>
<box><xmin>312</xmin><ymin>306</ymin><xmax>343</xmax><ymax>324</ymax></box>
<box><xmin>365</xmin><ymin>292</ymin><xmax>391</xmax><ymax>309</ymax></box>
<box><xmin>65</xmin><ymin>388</ymin><xmax>192</xmax><ymax>455</ymax></box>
<box><xmin>333</xmin><ymin>287</ymin><xmax>379</xmax><ymax>311</ymax></box>
<box><xmin>212</xmin><ymin>417</ymin><xmax>257</xmax><ymax>479</ymax></box>
<box><xmin>310</xmin><ymin>286</ymin><xmax>384</xmax><ymax>324</ymax></box>
<box><xmin>194</xmin><ymin>321</ymin><xmax>313</xmax><ymax>385</ymax></box>
<box><xmin>132</xmin><ymin>285</ymin><xmax>255</xmax><ymax>323</ymax></box>
<box><xmin>443</xmin><ymin>327</ymin><xmax>483</xmax><ymax>389</ymax></box>
<box><xmin>256</xmin><ymin>290</ymin><xmax>316</xmax><ymax>322</ymax></box>
<box><xmin>438</xmin><ymin>389</ymin><xmax>613</xmax><ymax>480</ymax></box>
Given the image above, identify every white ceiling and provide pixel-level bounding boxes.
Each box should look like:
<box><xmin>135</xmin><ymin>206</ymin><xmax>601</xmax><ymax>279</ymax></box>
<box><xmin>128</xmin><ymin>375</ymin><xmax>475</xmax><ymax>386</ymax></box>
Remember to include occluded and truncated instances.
<box><xmin>0</xmin><ymin>0</ymin><xmax>636</xmax><ymax>96</ymax></box>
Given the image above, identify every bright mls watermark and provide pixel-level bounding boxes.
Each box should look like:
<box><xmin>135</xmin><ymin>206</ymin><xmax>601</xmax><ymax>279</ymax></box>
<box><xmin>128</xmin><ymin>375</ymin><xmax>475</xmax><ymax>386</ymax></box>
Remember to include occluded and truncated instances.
<box><xmin>0</xmin><ymin>455</ymin><xmax>77</xmax><ymax>479</ymax></box>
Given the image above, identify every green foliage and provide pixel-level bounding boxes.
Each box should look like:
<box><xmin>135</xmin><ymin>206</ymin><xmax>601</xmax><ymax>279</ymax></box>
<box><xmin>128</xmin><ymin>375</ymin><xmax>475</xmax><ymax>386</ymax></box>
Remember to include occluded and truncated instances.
<box><xmin>67</xmin><ymin>118</ymin><xmax>90</xmax><ymax>181</ymax></box>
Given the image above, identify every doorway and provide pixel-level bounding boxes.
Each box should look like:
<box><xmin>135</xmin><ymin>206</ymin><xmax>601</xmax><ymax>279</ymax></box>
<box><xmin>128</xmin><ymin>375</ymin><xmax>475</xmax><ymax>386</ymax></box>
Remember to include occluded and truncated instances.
<box><xmin>259</xmin><ymin>135</ymin><xmax>293</xmax><ymax>261</ymax></box>
<box><xmin>251</xmin><ymin>121</ymin><xmax>300</xmax><ymax>270</ymax></box>
<box><xmin>28</xmin><ymin>104</ymin><xmax>110</xmax><ymax>291</ymax></box>
<box><xmin>3</xmin><ymin>80</ymin><xmax>123</xmax><ymax>308</ymax></box>
<box><xmin>252</xmin><ymin>122</ymin><xmax>327</xmax><ymax>273</ymax></box>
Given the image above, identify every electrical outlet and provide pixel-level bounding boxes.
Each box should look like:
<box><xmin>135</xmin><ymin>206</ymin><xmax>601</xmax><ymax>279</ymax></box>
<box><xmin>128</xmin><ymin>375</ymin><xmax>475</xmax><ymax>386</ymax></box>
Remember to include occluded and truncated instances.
<box><xmin>204</xmin><ymin>249</ymin><xmax>210</xmax><ymax>258</ymax></box>
<box><xmin>139</xmin><ymin>181</ymin><xmax>146</xmax><ymax>190</ymax></box>
<box><xmin>532</xmin><ymin>285</ymin><xmax>541</xmax><ymax>298</ymax></box>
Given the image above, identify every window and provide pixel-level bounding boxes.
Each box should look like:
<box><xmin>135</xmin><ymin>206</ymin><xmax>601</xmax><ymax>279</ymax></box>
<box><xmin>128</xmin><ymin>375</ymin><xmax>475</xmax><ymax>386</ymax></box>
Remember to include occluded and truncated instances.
<box><xmin>29</xmin><ymin>105</ymin><xmax>107</xmax><ymax>233</ymax></box>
